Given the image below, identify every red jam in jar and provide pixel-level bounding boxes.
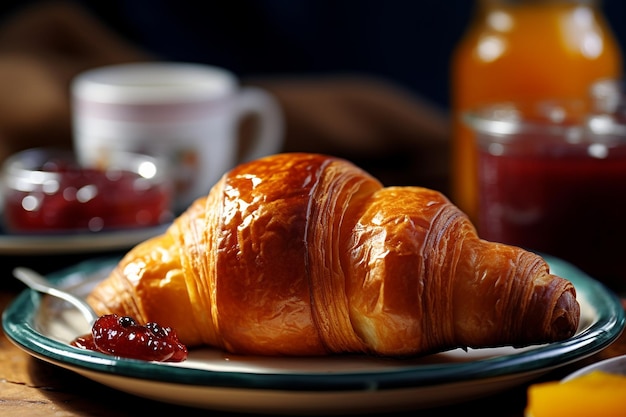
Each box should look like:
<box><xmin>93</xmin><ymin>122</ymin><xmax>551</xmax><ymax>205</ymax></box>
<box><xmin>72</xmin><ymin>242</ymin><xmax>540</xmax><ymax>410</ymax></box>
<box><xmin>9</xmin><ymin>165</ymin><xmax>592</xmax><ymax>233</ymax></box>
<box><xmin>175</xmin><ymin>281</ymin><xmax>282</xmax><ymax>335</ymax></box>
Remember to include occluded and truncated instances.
<box><xmin>469</xmin><ymin>101</ymin><xmax>626</xmax><ymax>290</ymax></box>
<box><xmin>2</xmin><ymin>148</ymin><xmax>173</xmax><ymax>232</ymax></box>
<box><xmin>478</xmin><ymin>142</ymin><xmax>626</xmax><ymax>286</ymax></box>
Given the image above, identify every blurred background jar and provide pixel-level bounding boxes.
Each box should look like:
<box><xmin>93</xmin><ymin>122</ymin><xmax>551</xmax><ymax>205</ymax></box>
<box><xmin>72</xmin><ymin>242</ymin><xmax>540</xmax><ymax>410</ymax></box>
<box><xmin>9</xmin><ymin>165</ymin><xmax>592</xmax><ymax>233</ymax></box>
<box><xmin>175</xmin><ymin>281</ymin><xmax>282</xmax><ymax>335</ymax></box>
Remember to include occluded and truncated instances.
<box><xmin>1</xmin><ymin>148</ymin><xmax>173</xmax><ymax>233</ymax></box>
<box><xmin>451</xmin><ymin>0</ymin><xmax>623</xmax><ymax>222</ymax></box>
<box><xmin>466</xmin><ymin>98</ymin><xmax>626</xmax><ymax>292</ymax></box>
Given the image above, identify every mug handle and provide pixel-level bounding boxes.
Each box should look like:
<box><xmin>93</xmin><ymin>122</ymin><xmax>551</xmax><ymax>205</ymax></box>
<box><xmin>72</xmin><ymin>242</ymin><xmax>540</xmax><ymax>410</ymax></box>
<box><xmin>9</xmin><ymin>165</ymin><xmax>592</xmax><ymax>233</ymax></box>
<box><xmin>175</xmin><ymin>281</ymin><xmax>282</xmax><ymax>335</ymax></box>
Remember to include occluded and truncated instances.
<box><xmin>235</xmin><ymin>87</ymin><xmax>284</xmax><ymax>161</ymax></box>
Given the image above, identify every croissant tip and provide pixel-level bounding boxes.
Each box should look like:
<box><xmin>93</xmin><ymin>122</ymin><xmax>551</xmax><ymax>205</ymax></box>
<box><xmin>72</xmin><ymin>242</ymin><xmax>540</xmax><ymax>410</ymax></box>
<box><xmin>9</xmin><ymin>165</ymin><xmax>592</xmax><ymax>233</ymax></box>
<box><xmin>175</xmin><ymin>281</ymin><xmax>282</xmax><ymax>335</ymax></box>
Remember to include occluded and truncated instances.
<box><xmin>550</xmin><ymin>284</ymin><xmax>581</xmax><ymax>340</ymax></box>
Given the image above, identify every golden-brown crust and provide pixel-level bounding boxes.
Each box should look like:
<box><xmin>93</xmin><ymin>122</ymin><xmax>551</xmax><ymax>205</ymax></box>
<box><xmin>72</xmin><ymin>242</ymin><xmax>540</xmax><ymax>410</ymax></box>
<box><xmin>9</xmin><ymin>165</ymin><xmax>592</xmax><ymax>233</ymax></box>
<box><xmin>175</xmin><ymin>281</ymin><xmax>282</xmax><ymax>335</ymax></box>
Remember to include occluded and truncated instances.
<box><xmin>87</xmin><ymin>152</ymin><xmax>580</xmax><ymax>356</ymax></box>
<box><xmin>211</xmin><ymin>153</ymin><xmax>328</xmax><ymax>354</ymax></box>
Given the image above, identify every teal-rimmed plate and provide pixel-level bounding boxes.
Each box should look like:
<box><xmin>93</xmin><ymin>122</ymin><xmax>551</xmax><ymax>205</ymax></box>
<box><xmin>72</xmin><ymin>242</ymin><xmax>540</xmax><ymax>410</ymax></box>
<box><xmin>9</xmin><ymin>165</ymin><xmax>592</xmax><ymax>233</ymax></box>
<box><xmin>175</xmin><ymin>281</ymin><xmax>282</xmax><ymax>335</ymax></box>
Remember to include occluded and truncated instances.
<box><xmin>2</xmin><ymin>255</ymin><xmax>624</xmax><ymax>414</ymax></box>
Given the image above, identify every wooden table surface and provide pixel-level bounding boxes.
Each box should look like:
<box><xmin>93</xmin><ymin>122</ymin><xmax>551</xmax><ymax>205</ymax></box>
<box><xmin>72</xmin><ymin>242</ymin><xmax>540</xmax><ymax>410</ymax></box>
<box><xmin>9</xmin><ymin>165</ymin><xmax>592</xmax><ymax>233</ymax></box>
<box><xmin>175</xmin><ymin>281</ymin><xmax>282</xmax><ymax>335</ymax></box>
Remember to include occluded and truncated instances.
<box><xmin>1</xmin><ymin>253</ymin><xmax>625</xmax><ymax>417</ymax></box>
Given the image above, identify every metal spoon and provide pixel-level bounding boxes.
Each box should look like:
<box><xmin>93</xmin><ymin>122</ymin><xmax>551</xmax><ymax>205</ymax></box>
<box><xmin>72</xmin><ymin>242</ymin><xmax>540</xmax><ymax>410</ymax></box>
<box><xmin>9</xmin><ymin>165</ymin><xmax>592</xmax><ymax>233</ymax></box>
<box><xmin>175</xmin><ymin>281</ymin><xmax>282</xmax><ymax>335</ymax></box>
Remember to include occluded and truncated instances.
<box><xmin>13</xmin><ymin>267</ymin><xmax>98</xmax><ymax>326</ymax></box>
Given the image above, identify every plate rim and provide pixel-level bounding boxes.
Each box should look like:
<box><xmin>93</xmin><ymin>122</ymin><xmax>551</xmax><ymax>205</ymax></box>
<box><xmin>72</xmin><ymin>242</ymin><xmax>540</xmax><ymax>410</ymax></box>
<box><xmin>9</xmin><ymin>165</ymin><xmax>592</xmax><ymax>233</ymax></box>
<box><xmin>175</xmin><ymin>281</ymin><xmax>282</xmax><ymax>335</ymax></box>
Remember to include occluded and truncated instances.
<box><xmin>0</xmin><ymin>223</ymin><xmax>170</xmax><ymax>255</ymax></box>
<box><xmin>2</xmin><ymin>254</ymin><xmax>625</xmax><ymax>393</ymax></box>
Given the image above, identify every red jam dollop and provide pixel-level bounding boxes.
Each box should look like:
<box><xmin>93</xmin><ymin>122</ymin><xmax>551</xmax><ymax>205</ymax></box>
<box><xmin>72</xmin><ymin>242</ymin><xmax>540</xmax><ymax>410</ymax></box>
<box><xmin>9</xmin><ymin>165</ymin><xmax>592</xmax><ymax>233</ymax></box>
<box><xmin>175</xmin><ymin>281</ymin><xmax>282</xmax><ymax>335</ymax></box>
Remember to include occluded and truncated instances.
<box><xmin>2</xmin><ymin>149</ymin><xmax>173</xmax><ymax>232</ymax></box>
<box><xmin>71</xmin><ymin>314</ymin><xmax>188</xmax><ymax>362</ymax></box>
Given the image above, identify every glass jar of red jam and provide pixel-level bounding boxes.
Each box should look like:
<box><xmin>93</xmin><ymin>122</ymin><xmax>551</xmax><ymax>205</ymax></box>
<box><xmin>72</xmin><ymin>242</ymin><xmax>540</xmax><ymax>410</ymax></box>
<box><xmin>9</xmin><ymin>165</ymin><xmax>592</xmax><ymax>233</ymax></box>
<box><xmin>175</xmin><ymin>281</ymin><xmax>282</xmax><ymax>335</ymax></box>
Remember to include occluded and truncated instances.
<box><xmin>465</xmin><ymin>99</ymin><xmax>626</xmax><ymax>291</ymax></box>
<box><xmin>1</xmin><ymin>148</ymin><xmax>174</xmax><ymax>233</ymax></box>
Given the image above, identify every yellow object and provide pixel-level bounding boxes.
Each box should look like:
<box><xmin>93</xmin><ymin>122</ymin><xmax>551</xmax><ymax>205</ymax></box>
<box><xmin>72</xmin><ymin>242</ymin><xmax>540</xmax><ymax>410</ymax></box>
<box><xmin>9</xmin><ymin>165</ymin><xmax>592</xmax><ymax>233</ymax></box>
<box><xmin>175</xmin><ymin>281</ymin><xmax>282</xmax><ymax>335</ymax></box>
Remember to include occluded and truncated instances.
<box><xmin>525</xmin><ymin>371</ymin><xmax>626</xmax><ymax>417</ymax></box>
<box><xmin>450</xmin><ymin>0</ymin><xmax>622</xmax><ymax>223</ymax></box>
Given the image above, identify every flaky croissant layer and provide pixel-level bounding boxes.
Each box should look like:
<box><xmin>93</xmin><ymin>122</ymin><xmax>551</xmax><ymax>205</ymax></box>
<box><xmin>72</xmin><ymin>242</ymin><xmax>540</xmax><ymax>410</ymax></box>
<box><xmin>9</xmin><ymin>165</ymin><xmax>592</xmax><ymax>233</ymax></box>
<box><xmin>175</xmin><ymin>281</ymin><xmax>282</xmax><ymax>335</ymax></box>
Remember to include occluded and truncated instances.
<box><xmin>87</xmin><ymin>153</ymin><xmax>580</xmax><ymax>356</ymax></box>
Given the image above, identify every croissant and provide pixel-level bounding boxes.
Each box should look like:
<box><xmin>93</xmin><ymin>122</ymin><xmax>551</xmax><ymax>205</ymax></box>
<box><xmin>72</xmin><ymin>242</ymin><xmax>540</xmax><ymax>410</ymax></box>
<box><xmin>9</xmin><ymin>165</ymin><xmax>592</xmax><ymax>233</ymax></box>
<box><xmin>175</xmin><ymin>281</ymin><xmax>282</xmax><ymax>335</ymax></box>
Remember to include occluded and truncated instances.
<box><xmin>87</xmin><ymin>152</ymin><xmax>580</xmax><ymax>357</ymax></box>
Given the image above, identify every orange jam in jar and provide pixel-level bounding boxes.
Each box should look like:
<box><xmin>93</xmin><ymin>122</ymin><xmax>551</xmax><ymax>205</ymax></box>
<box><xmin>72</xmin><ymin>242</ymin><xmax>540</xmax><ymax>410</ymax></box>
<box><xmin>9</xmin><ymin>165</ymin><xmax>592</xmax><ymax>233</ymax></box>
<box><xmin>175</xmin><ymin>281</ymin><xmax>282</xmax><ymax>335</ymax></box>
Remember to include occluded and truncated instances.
<box><xmin>451</xmin><ymin>0</ymin><xmax>622</xmax><ymax>221</ymax></box>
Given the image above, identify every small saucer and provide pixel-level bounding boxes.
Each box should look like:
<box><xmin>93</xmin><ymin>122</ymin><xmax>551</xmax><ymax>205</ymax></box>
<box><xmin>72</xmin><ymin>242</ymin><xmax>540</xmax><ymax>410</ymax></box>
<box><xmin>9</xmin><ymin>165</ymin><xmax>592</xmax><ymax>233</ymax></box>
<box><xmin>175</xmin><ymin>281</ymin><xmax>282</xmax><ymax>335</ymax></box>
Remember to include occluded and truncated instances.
<box><xmin>562</xmin><ymin>354</ymin><xmax>626</xmax><ymax>382</ymax></box>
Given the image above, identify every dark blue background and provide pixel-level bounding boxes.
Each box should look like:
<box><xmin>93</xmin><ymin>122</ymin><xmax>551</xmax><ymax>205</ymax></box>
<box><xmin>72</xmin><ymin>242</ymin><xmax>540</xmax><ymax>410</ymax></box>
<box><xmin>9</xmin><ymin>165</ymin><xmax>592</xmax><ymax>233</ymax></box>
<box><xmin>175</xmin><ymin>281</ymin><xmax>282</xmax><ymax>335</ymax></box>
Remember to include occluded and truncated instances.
<box><xmin>2</xmin><ymin>0</ymin><xmax>624</xmax><ymax>111</ymax></box>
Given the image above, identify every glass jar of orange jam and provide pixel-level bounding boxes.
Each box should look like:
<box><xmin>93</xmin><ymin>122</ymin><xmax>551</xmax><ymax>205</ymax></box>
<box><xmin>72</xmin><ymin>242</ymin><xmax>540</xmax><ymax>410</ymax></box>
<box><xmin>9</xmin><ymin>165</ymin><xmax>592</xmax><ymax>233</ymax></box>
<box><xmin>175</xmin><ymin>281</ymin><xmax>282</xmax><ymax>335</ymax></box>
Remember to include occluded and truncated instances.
<box><xmin>450</xmin><ymin>0</ymin><xmax>622</xmax><ymax>222</ymax></box>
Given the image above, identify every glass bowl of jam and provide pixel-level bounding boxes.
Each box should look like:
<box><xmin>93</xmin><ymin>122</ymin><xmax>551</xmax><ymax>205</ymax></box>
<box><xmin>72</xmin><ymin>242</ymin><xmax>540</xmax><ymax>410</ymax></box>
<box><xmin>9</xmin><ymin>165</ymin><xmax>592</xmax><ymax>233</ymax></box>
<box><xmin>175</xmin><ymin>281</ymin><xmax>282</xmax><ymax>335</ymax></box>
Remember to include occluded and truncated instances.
<box><xmin>1</xmin><ymin>148</ymin><xmax>174</xmax><ymax>233</ymax></box>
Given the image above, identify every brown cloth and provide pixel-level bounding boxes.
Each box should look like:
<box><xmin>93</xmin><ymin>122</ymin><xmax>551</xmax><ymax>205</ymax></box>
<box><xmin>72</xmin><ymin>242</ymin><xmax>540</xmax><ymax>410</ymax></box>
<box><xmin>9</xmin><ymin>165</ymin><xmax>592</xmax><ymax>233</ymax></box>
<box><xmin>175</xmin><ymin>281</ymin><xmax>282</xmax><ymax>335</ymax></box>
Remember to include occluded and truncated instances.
<box><xmin>0</xmin><ymin>1</ymin><xmax>450</xmax><ymax>192</ymax></box>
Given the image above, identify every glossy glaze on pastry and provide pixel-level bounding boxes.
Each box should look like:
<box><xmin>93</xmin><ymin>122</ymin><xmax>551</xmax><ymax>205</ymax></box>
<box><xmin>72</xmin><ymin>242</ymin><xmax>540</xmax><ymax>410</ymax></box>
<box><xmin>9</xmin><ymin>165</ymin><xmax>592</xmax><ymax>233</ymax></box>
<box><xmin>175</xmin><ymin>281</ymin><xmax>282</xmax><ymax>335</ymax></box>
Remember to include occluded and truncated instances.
<box><xmin>87</xmin><ymin>153</ymin><xmax>580</xmax><ymax>356</ymax></box>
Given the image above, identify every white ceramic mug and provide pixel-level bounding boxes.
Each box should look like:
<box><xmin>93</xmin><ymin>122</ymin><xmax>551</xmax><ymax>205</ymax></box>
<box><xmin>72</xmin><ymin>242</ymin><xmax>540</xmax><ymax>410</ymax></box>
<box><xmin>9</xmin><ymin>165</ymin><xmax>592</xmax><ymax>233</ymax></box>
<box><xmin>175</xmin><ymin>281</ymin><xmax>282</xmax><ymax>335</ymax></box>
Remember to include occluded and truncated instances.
<box><xmin>71</xmin><ymin>62</ymin><xmax>283</xmax><ymax>212</ymax></box>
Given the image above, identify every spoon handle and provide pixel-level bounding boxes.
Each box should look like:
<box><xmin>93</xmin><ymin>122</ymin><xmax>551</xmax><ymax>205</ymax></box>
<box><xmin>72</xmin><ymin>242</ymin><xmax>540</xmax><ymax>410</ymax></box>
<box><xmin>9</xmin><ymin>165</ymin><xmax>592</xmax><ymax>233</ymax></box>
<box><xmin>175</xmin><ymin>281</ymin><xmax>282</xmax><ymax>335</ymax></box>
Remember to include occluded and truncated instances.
<box><xmin>13</xmin><ymin>267</ymin><xmax>98</xmax><ymax>326</ymax></box>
